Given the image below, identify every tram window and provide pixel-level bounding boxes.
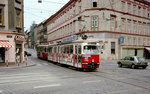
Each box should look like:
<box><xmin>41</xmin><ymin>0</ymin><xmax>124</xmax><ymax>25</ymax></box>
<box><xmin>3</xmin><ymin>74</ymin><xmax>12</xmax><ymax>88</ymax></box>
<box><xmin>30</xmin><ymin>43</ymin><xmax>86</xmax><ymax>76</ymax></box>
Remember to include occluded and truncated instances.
<box><xmin>48</xmin><ymin>47</ymin><xmax>52</xmax><ymax>52</ymax></box>
<box><xmin>70</xmin><ymin>45</ymin><xmax>73</xmax><ymax>54</ymax></box>
<box><xmin>66</xmin><ymin>46</ymin><xmax>70</xmax><ymax>54</ymax></box>
<box><xmin>58</xmin><ymin>47</ymin><xmax>60</xmax><ymax>53</ymax></box>
<box><xmin>45</xmin><ymin>48</ymin><xmax>47</xmax><ymax>52</ymax></box>
<box><xmin>75</xmin><ymin>45</ymin><xmax>77</xmax><ymax>54</ymax></box>
<box><xmin>61</xmin><ymin>46</ymin><xmax>64</xmax><ymax>53</ymax></box>
<box><xmin>78</xmin><ymin>45</ymin><xmax>81</xmax><ymax>54</ymax></box>
<box><xmin>54</xmin><ymin>47</ymin><xmax>56</xmax><ymax>53</ymax></box>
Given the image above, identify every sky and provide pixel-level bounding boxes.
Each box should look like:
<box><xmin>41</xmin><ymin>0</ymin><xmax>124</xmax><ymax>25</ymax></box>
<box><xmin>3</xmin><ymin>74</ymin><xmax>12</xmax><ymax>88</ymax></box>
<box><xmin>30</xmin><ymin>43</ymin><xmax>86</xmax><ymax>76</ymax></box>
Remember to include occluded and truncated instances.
<box><xmin>24</xmin><ymin>0</ymin><xmax>70</xmax><ymax>31</ymax></box>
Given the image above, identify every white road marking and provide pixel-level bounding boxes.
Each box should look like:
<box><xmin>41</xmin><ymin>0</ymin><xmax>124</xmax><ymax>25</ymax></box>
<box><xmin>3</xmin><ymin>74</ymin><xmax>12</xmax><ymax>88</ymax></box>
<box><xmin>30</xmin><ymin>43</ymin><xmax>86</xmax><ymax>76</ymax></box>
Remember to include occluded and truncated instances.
<box><xmin>34</xmin><ymin>84</ymin><xmax>61</xmax><ymax>89</ymax></box>
<box><xmin>0</xmin><ymin>91</ymin><xmax>3</xmax><ymax>93</ymax></box>
<box><xmin>82</xmin><ymin>80</ymin><xmax>101</xmax><ymax>84</ymax></box>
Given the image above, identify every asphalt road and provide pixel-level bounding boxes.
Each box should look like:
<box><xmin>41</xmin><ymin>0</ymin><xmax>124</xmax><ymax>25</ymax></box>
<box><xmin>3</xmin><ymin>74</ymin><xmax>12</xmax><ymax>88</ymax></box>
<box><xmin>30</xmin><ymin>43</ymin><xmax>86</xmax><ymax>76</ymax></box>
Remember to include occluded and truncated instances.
<box><xmin>0</xmin><ymin>49</ymin><xmax>150</xmax><ymax>94</ymax></box>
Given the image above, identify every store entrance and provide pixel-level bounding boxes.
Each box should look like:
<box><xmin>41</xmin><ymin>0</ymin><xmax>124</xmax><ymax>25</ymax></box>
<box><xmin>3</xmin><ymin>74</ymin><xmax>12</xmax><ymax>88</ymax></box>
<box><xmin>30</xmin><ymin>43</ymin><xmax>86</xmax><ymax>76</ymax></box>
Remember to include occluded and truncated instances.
<box><xmin>0</xmin><ymin>48</ymin><xmax>5</xmax><ymax>63</ymax></box>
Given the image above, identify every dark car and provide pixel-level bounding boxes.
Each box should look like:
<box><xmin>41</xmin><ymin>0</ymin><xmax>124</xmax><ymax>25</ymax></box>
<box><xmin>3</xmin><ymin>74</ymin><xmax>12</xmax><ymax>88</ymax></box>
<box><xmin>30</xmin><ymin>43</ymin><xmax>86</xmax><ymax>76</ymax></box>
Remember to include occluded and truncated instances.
<box><xmin>117</xmin><ymin>56</ymin><xmax>148</xmax><ymax>69</ymax></box>
<box><xmin>24</xmin><ymin>51</ymin><xmax>31</xmax><ymax>56</ymax></box>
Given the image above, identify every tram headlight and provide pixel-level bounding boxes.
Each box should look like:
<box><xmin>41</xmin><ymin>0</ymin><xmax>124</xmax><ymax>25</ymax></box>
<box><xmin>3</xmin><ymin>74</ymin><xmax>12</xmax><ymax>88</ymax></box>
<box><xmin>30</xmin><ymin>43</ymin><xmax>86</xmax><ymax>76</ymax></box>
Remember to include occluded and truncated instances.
<box><xmin>92</xmin><ymin>59</ymin><xmax>94</xmax><ymax>63</ymax></box>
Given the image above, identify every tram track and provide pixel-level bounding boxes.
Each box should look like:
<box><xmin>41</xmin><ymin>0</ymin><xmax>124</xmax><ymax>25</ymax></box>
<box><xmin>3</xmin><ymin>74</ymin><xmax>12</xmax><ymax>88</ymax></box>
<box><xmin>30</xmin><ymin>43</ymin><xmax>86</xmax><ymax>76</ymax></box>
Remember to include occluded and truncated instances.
<box><xmin>84</xmin><ymin>71</ymin><xmax>150</xmax><ymax>91</ymax></box>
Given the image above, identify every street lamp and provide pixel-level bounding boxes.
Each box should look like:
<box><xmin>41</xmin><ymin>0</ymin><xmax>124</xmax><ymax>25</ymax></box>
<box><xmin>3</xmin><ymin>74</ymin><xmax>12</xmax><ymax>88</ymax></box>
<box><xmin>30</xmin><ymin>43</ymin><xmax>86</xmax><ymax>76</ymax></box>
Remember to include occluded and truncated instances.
<box><xmin>38</xmin><ymin>0</ymin><xmax>42</xmax><ymax>3</ymax></box>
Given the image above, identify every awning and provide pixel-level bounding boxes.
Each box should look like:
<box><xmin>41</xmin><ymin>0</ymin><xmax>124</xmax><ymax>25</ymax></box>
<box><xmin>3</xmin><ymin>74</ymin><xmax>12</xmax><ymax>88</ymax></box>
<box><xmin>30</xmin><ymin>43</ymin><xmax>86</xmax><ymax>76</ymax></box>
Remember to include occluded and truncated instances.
<box><xmin>0</xmin><ymin>41</ymin><xmax>13</xmax><ymax>48</ymax></box>
<box><xmin>145</xmin><ymin>47</ymin><xmax>150</xmax><ymax>52</ymax></box>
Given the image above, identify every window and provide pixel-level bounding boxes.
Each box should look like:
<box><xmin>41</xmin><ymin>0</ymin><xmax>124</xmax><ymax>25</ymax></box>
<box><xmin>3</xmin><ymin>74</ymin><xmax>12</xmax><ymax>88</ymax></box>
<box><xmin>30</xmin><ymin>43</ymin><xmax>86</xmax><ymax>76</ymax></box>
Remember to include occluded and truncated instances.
<box><xmin>133</xmin><ymin>21</ymin><xmax>136</xmax><ymax>32</ymax></box>
<box><xmin>128</xmin><ymin>3</ymin><xmax>131</xmax><ymax>13</ymax></box>
<box><xmin>121</xmin><ymin>1</ymin><xmax>125</xmax><ymax>12</ymax></box>
<box><xmin>133</xmin><ymin>5</ymin><xmax>136</xmax><ymax>15</ymax></box>
<box><xmin>111</xmin><ymin>42</ymin><xmax>115</xmax><ymax>54</ymax></box>
<box><xmin>138</xmin><ymin>6</ymin><xmax>141</xmax><ymax>16</ymax></box>
<box><xmin>148</xmin><ymin>9</ymin><xmax>150</xmax><ymax>18</ymax></box>
<box><xmin>127</xmin><ymin>20</ymin><xmax>131</xmax><ymax>32</ymax></box>
<box><xmin>16</xmin><ymin>10</ymin><xmax>21</xmax><ymax>28</ymax></box>
<box><xmin>111</xmin><ymin>0</ymin><xmax>115</xmax><ymax>9</ymax></box>
<box><xmin>0</xmin><ymin>7</ymin><xmax>4</xmax><ymax>25</ymax></box>
<box><xmin>92</xmin><ymin>0</ymin><xmax>98</xmax><ymax>8</ymax></box>
<box><xmin>148</xmin><ymin>24</ymin><xmax>150</xmax><ymax>34</ymax></box>
<box><xmin>121</xmin><ymin>19</ymin><xmax>125</xmax><ymax>31</ymax></box>
<box><xmin>91</xmin><ymin>16</ymin><xmax>98</xmax><ymax>31</ymax></box>
<box><xmin>143</xmin><ymin>8</ymin><xmax>146</xmax><ymax>17</ymax></box>
<box><xmin>110</xmin><ymin>16</ymin><xmax>116</xmax><ymax>29</ymax></box>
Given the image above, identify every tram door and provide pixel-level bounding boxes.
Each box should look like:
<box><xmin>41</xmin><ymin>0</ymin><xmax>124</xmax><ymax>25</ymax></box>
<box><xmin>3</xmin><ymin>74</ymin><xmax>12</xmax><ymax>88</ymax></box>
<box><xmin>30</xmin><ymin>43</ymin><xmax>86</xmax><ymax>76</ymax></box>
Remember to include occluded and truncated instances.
<box><xmin>75</xmin><ymin>45</ymin><xmax>81</xmax><ymax>67</ymax></box>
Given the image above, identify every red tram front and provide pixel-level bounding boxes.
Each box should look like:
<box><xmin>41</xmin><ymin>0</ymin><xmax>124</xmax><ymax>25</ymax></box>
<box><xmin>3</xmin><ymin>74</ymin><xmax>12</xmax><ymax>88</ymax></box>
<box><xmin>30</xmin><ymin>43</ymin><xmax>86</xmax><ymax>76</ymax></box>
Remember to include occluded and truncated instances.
<box><xmin>37</xmin><ymin>45</ymin><xmax>48</xmax><ymax>60</ymax></box>
<box><xmin>48</xmin><ymin>41</ymin><xmax>100</xmax><ymax>70</ymax></box>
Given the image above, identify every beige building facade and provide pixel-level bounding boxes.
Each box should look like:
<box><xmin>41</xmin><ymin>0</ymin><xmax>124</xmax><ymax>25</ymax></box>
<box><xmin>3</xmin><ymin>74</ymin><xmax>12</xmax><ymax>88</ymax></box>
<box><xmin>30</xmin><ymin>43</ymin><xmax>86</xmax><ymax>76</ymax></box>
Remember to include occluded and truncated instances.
<box><xmin>0</xmin><ymin>0</ymin><xmax>25</xmax><ymax>65</ymax></box>
<box><xmin>46</xmin><ymin>0</ymin><xmax>150</xmax><ymax>60</ymax></box>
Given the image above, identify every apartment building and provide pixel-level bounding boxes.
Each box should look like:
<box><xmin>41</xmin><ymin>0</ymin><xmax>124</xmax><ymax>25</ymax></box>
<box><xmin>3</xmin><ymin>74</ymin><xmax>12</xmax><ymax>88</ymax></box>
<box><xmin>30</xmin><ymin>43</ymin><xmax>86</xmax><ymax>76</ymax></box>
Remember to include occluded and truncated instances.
<box><xmin>0</xmin><ymin>0</ymin><xmax>24</xmax><ymax>64</ymax></box>
<box><xmin>36</xmin><ymin>20</ymin><xmax>48</xmax><ymax>46</ymax></box>
<box><xmin>46</xmin><ymin>0</ymin><xmax>150</xmax><ymax>60</ymax></box>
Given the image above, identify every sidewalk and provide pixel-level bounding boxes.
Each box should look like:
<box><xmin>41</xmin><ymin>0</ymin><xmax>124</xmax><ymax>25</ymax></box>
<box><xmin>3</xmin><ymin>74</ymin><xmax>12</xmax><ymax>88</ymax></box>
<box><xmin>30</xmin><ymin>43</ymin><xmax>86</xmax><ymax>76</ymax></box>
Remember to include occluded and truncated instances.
<box><xmin>0</xmin><ymin>61</ymin><xmax>36</xmax><ymax>69</ymax></box>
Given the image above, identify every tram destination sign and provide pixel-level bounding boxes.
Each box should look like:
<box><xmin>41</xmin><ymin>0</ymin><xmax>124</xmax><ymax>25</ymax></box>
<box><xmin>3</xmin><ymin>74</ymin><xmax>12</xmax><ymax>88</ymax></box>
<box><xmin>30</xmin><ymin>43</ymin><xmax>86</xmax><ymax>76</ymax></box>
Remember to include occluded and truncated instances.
<box><xmin>62</xmin><ymin>35</ymin><xmax>77</xmax><ymax>43</ymax></box>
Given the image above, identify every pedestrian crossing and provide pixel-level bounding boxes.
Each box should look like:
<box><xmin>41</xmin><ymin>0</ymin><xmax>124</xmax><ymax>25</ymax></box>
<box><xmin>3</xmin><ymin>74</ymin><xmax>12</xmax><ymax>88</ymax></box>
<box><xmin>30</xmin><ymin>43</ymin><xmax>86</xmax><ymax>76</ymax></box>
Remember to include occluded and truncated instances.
<box><xmin>0</xmin><ymin>72</ymin><xmax>57</xmax><ymax>85</ymax></box>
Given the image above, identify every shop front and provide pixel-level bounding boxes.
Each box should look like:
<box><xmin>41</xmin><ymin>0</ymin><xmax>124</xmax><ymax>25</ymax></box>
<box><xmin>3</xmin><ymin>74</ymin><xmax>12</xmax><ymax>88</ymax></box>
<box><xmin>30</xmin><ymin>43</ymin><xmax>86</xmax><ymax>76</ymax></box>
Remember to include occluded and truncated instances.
<box><xmin>144</xmin><ymin>47</ymin><xmax>150</xmax><ymax>59</ymax></box>
<box><xmin>121</xmin><ymin>46</ymin><xmax>144</xmax><ymax>59</ymax></box>
<box><xmin>0</xmin><ymin>40</ymin><xmax>13</xmax><ymax>64</ymax></box>
<box><xmin>15</xmin><ymin>35</ymin><xmax>25</xmax><ymax>64</ymax></box>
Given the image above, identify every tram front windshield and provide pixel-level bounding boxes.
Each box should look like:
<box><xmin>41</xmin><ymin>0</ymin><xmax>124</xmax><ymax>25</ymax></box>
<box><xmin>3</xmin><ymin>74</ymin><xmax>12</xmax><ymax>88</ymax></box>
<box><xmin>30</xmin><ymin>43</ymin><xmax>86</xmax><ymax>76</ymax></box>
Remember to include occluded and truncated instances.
<box><xmin>83</xmin><ymin>45</ymin><xmax>99</xmax><ymax>54</ymax></box>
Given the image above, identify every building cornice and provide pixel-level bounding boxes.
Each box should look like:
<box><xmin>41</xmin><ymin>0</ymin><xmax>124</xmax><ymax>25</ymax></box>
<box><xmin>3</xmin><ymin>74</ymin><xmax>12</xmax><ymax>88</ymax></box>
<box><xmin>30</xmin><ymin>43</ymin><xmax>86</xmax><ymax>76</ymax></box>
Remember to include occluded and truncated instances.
<box><xmin>0</xmin><ymin>32</ymin><xmax>25</xmax><ymax>36</ymax></box>
<box><xmin>48</xmin><ymin>31</ymin><xmax>150</xmax><ymax>42</ymax></box>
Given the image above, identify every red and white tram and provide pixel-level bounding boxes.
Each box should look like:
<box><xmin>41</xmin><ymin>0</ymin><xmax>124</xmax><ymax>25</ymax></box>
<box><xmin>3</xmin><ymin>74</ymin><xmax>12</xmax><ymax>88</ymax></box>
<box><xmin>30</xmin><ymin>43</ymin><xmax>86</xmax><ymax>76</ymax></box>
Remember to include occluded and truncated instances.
<box><xmin>37</xmin><ymin>45</ymin><xmax>48</xmax><ymax>60</ymax></box>
<box><xmin>48</xmin><ymin>41</ymin><xmax>100</xmax><ymax>70</ymax></box>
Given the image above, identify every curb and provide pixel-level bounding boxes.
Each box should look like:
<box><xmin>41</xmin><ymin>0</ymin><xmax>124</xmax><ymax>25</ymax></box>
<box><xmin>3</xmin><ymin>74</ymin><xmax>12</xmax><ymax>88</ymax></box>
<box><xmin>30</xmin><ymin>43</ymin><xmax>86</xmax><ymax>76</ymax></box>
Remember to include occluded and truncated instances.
<box><xmin>0</xmin><ymin>64</ymin><xmax>37</xmax><ymax>69</ymax></box>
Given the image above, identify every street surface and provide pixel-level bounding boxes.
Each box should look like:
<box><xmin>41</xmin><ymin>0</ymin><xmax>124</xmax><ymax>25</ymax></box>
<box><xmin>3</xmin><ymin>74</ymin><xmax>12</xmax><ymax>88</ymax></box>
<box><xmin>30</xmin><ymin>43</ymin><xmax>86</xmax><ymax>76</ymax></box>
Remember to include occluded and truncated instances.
<box><xmin>0</xmin><ymin>49</ymin><xmax>150</xmax><ymax>94</ymax></box>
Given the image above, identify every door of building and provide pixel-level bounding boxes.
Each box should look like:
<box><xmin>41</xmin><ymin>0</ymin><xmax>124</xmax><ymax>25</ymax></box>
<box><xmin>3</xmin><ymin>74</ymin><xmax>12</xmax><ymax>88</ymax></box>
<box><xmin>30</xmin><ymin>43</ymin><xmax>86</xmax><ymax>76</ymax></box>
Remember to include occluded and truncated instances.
<box><xmin>0</xmin><ymin>48</ymin><xmax>5</xmax><ymax>63</ymax></box>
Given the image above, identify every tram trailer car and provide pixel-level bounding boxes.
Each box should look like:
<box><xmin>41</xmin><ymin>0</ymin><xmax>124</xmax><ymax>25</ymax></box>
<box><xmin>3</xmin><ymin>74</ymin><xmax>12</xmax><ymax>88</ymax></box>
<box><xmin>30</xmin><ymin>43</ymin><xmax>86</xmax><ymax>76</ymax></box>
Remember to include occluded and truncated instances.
<box><xmin>37</xmin><ymin>45</ymin><xmax>48</xmax><ymax>60</ymax></box>
<box><xmin>48</xmin><ymin>42</ymin><xmax>100</xmax><ymax>70</ymax></box>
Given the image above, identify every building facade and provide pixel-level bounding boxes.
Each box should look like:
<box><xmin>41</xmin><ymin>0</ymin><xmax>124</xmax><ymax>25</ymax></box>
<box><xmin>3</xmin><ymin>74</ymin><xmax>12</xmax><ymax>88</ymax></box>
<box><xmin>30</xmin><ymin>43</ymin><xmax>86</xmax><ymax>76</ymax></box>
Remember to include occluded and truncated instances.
<box><xmin>46</xmin><ymin>0</ymin><xmax>150</xmax><ymax>60</ymax></box>
<box><xmin>0</xmin><ymin>0</ymin><xmax>25</xmax><ymax>65</ymax></box>
<box><xmin>36</xmin><ymin>20</ymin><xmax>48</xmax><ymax>46</ymax></box>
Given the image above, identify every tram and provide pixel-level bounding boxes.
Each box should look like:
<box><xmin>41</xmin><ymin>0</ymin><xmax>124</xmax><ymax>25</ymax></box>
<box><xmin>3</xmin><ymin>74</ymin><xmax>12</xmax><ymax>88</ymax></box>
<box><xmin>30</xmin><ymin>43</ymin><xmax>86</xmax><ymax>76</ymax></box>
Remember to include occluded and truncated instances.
<box><xmin>47</xmin><ymin>40</ymin><xmax>100</xmax><ymax>70</ymax></box>
<box><xmin>37</xmin><ymin>45</ymin><xmax>48</xmax><ymax>60</ymax></box>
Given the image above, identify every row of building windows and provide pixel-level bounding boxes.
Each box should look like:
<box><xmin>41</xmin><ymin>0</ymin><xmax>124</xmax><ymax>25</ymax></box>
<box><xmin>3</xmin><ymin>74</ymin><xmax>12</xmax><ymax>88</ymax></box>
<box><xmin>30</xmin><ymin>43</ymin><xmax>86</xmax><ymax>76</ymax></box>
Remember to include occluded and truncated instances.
<box><xmin>121</xmin><ymin>19</ymin><xmax>150</xmax><ymax>35</ymax></box>
<box><xmin>0</xmin><ymin>6</ymin><xmax>22</xmax><ymax>27</ymax></box>
<box><xmin>123</xmin><ymin>36</ymin><xmax>150</xmax><ymax>46</ymax></box>
<box><xmin>48</xmin><ymin>1</ymin><xmax>82</xmax><ymax>31</ymax></box>
<box><xmin>0</xmin><ymin>7</ymin><xmax>4</xmax><ymax>25</ymax></box>
<box><xmin>121</xmin><ymin>0</ymin><xmax>150</xmax><ymax>18</ymax></box>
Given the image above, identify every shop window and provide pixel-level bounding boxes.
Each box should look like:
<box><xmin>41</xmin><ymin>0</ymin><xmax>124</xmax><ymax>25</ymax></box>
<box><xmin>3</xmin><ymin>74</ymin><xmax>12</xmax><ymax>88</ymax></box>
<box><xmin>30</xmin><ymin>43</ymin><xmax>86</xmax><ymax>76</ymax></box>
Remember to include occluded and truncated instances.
<box><xmin>91</xmin><ymin>16</ymin><xmax>98</xmax><ymax>31</ymax></box>
<box><xmin>0</xmin><ymin>7</ymin><xmax>4</xmax><ymax>25</ymax></box>
<box><xmin>0</xmin><ymin>48</ymin><xmax>5</xmax><ymax>63</ymax></box>
<box><xmin>111</xmin><ymin>42</ymin><xmax>115</xmax><ymax>54</ymax></box>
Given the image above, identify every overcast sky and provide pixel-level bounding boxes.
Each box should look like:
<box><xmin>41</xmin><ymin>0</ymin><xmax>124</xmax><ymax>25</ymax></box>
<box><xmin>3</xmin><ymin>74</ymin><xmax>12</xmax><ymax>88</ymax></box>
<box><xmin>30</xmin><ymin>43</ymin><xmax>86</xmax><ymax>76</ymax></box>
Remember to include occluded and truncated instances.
<box><xmin>24</xmin><ymin>0</ymin><xmax>69</xmax><ymax>31</ymax></box>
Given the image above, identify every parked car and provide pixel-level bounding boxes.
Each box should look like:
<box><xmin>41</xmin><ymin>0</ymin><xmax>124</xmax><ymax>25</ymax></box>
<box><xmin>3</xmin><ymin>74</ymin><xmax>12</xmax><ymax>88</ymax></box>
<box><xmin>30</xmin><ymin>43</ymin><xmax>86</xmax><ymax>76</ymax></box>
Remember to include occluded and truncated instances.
<box><xmin>24</xmin><ymin>51</ymin><xmax>32</xmax><ymax>56</ymax></box>
<box><xmin>117</xmin><ymin>56</ymin><xmax>148</xmax><ymax>69</ymax></box>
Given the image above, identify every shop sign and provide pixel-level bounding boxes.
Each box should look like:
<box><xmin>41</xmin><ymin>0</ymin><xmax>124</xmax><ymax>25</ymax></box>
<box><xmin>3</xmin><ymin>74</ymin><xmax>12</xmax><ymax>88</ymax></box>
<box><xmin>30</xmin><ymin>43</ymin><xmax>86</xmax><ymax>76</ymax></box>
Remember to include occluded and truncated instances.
<box><xmin>62</xmin><ymin>35</ymin><xmax>77</xmax><ymax>43</ymax></box>
<box><xmin>7</xmin><ymin>35</ymin><xmax>12</xmax><ymax>38</ymax></box>
<box><xmin>15</xmin><ymin>35</ymin><xmax>25</xmax><ymax>42</ymax></box>
<box><xmin>119</xmin><ymin>37</ymin><xmax>124</xmax><ymax>43</ymax></box>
